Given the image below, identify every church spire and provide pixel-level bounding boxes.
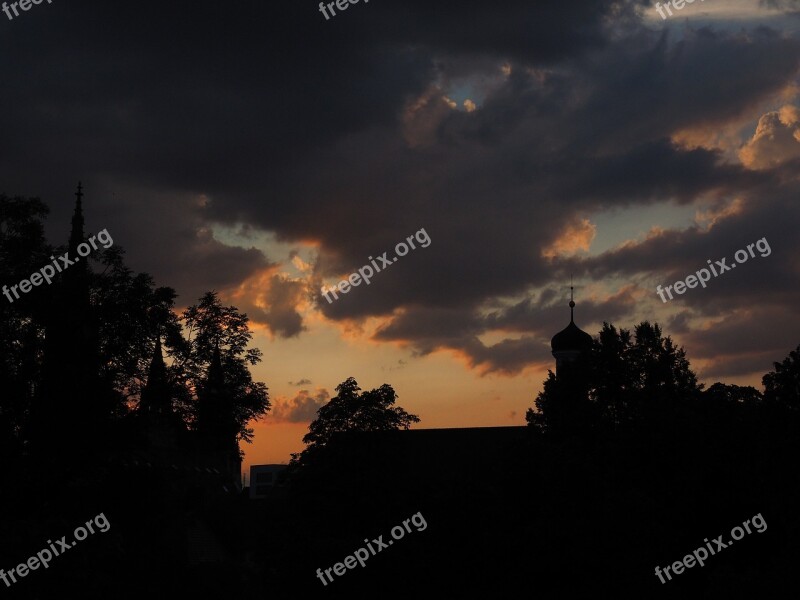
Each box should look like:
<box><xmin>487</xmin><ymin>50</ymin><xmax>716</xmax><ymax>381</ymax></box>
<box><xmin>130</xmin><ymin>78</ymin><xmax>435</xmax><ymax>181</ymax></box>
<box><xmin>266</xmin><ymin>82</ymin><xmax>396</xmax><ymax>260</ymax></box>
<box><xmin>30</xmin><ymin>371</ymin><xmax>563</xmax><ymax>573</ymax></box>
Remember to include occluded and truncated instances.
<box><xmin>197</xmin><ymin>338</ymin><xmax>242</xmax><ymax>491</ymax></box>
<box><xmin>68</xmin><ymin>181</ymin><xmax>85</xmax><ymax>255</ymax></box>
<box><xmin>550</xmin><ymin>284</ymin><xmax>592</xmax><ymax>380</ymax></box>
<box><xmin>32</xmin><ymin>183</ymin><xmax>102</xmax><ymax>458</ymax></box>
<box><xmin>140</xmin><ymin>336</ymin><xmax>171</xmax><ymax>414</ymax></box>
<box><xmin>208</xmin><ymin>338</ymin><xmax>224</xmax><ymax>388</ymax></box>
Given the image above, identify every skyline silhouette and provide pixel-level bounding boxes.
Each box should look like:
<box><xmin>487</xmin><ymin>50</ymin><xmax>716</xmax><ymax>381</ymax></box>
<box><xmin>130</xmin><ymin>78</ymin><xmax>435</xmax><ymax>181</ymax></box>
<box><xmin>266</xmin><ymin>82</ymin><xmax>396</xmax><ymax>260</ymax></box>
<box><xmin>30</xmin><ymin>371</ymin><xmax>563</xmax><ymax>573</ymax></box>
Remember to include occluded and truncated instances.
<box><xmin>3</xmin><ymin>0</ymin><xmax>800</xmax><ymax>594</ymax></box>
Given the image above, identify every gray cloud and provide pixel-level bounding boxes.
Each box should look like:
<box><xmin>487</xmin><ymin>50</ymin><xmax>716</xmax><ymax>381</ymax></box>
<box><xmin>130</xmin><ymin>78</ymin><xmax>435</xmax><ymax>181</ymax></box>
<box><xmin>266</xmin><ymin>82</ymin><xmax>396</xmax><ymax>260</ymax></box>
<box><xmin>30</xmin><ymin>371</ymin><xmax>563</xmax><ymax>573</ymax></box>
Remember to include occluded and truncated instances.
<box><xmin>271</xmin><ymin>389</ymin><xmax>330</xmax><ymax>423</ymax></box>
<box><xmin>260</xmin><ymin>275</ymin><xmax>306</xmax><ymax>338</ymax></box>
<box><xmin>0</xmin><ymin>0</ymin><xmax>798</xmax><ymax>378</ymax></box>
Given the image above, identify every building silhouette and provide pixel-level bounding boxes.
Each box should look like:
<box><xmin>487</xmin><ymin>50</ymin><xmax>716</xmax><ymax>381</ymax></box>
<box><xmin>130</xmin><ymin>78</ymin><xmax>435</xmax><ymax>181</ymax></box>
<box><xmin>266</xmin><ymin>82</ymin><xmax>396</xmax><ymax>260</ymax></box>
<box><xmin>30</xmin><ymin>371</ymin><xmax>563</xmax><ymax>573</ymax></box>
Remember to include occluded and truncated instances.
<box><xmin>32</xmin><ymin>184</ymin><xmax>243</xmax><ymax>493</ymax></box>
<box><xmin>320</xmin><ymin>286</ymin><xmax>596</xmax><ymax>475</ymax></box>
<box><xmin>249</xmin><ymin>464</ymin><xmax>288</xmax><ymax>499</ymax></box>
<box><xmin>33</xmin><ymin>182</ymin><xmax>109</xmax><ymax>457</ymax></box>
<box><xmin>550</xmin><ymin>286</ymin><xmax>592</xmax><ymax>381</ymax></box>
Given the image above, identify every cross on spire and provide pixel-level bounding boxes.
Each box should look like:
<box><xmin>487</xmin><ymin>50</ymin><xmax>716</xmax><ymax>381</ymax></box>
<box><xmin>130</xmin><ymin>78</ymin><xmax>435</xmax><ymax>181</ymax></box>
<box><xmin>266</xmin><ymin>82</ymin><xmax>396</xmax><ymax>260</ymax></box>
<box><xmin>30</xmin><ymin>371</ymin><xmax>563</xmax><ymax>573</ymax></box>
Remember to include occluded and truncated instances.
<box><xmin>569</xmin><ymin>286</ymin><xmax>575</xmax><ymax>322</ymax></box>
<box><xmin>564</xmin><ymin>277</ymin><xmax>582</xmax><ymax>323</ymax></box>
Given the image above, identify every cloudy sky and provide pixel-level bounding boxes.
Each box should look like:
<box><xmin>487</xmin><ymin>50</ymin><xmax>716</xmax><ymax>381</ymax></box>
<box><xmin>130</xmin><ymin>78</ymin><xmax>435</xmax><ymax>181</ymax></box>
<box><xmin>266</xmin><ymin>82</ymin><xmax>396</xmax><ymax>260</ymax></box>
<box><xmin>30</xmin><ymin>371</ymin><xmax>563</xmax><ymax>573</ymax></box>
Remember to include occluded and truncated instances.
<box><xmin>2</xmin><ymin>0</ymin><xmax>800</xmax><ymax>468</ymax></box>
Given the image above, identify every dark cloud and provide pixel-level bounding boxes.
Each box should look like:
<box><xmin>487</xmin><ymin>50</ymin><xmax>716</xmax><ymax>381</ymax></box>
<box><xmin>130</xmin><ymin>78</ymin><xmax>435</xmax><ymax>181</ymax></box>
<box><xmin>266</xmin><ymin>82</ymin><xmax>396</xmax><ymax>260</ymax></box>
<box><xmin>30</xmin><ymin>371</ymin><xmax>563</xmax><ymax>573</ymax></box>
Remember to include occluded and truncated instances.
<box><xmin>47</xmin><ymin>182</ymin><xmax>272</xmax><ymax>305</ymax></box>
<box><xmin>698</xmin><ymin>351</ymin><xmax>783</xmax><ymax>381</ymax></box>
<box><xmin>288</xmin><ymin>379</ymin><xmax>312</xmax><ymax>387</ymax></box>
<box><xmin>1</xmin><ymin>0</ymin><xmax>799</xmax><ymax>378</ymax></box>
<box><xmin>759</xmin><ymin>0</ymin><xmax>800</xmax><ymax>9</ymax></box>
<box><xmin>372</xmin><ymin>287</ymin><xmax>639</xmax><ymax>374</ymax></box>
<box><xmin>260</xmin><ymin>275</ymin><xmax>306</xmax><ymax>338</ymax></box>
<box><xmin>681</xmin><ymin>306</ymin><xmax>800</xmax><ymax>371</ymax></box>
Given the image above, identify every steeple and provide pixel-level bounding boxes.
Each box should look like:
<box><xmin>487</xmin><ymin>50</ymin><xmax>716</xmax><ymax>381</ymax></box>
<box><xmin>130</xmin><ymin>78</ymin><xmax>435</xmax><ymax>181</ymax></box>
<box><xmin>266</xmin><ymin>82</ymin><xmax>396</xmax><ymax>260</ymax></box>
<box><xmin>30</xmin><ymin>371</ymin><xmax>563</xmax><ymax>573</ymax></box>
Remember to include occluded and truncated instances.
<box><xmin>148</xmin><ymin>336</ymin><xmax>166</xmax><ymax>382</ymax></box>
<box><xmin>208</xmin><ymin>339</ymin><xmax>224</xmax><ymax>388</ymax></box>
<box><xmin>140</xmin><ymin>337</ymin><xmax>171</xmax><ymax>415</ymax></box>
<box><xmin>198</xmin><ymin>338</ymin><xmax>232</xmax><ymax>437</ymax></box>
<box><xmin>68</xmin><ymin>182</ymin><xmax>85</xmax><ymax>255</ymax></box>
<box><xmin>197</xmin><ymin>339</ymin><xmax>242</xmax><ymax>491</ymax></box>
<box><xmin>138</xmin><ymin>335</ymin><xmax>185</xmax><ymax>453</ymax></box>
<box><xmin>551</xmin><ymin>287</ymin><xmax>592</xmax><ymax>380</ymax></box>
<box><xmin>32</xmin><ymin>183</ymin><xmax>104</xmax><ymax>458</ymax></box>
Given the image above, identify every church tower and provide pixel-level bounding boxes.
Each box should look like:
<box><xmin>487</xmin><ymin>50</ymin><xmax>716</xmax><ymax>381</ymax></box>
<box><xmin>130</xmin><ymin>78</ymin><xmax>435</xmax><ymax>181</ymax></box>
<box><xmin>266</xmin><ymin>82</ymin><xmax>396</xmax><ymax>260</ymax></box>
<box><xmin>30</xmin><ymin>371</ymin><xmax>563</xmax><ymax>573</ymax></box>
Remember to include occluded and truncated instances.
<box><xmin>139</xmin><ymin>337</ymin><xmax>170</xmax><ymax>416</ymax></box>
<box><xmin>550</xmin><ymin>286</ymin><xmax>592</xmax><ymax>381</ymax></box>
<box><xmin>138</xmin><ymin>336</ymin><xmax>186</xmax><ymax>453</ymax></box>
<box><xmin>34</xmin><ymin>183</ymin><xmax>105</xmax><ymax>457</ymax></box>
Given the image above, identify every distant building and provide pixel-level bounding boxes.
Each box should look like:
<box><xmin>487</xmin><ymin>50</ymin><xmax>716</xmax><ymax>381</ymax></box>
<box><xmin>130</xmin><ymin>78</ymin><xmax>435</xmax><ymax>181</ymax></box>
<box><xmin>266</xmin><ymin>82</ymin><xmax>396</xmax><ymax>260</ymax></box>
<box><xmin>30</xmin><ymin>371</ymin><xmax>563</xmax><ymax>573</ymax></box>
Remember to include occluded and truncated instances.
<box><xmin>249</xmin><ymin>464</ymin><xmax>288</xmax><ymax>499</ymax></box>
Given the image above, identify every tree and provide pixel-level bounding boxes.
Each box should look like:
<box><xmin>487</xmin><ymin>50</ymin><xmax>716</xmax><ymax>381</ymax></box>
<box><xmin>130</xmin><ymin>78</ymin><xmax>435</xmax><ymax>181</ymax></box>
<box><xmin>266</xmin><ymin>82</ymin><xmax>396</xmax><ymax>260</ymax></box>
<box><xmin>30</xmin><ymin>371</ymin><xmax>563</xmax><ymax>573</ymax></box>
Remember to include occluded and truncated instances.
<box><xmin>590</xmin><ymin>323</ymin><xmax>635</xmax><ymax>428</ymax></box>
<box><xmin>290</xmin><ymin>377</ymin><xmax>419</xmax><ymax>467</ymax></box>
<box><xmin>526</xmin><ymin>369</ymin><xmax>596</xmax><ymax>436</ymax></box>
<box><xmin>92</xmin><ymin>245</ymin><xmax>184</xmax><ymax>416</ymax></box>
<box><xmin>0</xmin><ymin>195</ymin><xmax>51</xmax><ymax>456</ymax></box>
<box><xmin>703</xmin><ymin>382</ymin><xmax>763</xmax><ymax>406</ymax></box>
<box><xmin>763</xmin><ymin>344</ymin><xmax>800</xmax><ymax>410</ymax></box>
<box><xmin>527</xmin><ymin>321</ymin><xmax>700</xmax><ymax>435</ymax></box>
<box><xmin>627</xmin><ymin>322</ymin><xmax>698</xmax><ymax>400</ymax></box>
<box><xmin>177</xmin><ymin>292</ymin><xmax>270</xmax><ymax>445</ymax></box>
<box><xmin>0</xmin><ymin>194</ymin><xmax>187</xmax><ymax>452</ymax></box>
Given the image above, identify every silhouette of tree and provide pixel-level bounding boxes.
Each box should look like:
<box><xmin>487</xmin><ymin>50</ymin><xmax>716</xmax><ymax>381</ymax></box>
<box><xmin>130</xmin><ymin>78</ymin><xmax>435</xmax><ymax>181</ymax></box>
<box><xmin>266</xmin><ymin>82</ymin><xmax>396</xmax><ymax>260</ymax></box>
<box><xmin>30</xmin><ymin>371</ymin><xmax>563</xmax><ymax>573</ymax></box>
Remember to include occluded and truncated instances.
<box><xmin>526</xmin><ymin>369</ymin><xmax>596</xmax><ymax>436</ymax></box>
<box><xmin>290</xmin><ymin>377</ymin><xmax>419</xmax><ymax>467</ymax></box>
<box><xmin>1</xmin><ymin>193</ymin><xmax>271</xmax><ymax>454</ymax></box>
<box><xmin>589</xmin><ymin>323</ymin><xmax>636</xmax><ymax>427</ymax></box>
<box><xmin>0</xmin><ymin>195</ymin><xmax>51</xmax><ymax>455</ymax></box>
<box><xmin>93</xmin><ymin>245</ymin><xmax>184</xmax><ymax>416</ymax></box>
<box><xmin>703</xmin><ymin>382</ymin><xmax>763</xmax><ymax>406</ymax></box>
<box><xmin>629</xmin><ymin>322</ymin><xmax>698</xmax><ymax>398</ymax></box>
<box><xmin>528</xmin><ymin>321</ymin><xmax>700</xmax><ymax>435</ymax></box>
<box><xmin>177</xmin><ymin>292</ymin><xmax>270</xmax><ymax>445</ymax></box>
<box><xmin>763</xmin><ymin>344</ymin><xmax>800</xmax><ymax>410</ymax></box>
<box><xmin>601</xmin><ymin>321</ymin><xmax>699</xmax><ymax>429</ymax></box>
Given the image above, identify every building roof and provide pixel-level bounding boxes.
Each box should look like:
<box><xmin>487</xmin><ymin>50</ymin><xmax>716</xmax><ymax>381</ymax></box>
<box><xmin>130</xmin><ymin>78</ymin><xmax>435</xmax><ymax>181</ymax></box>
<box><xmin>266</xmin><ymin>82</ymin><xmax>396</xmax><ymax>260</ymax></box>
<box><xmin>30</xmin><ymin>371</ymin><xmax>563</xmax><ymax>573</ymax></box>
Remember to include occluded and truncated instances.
<box><xmin>551</xmin><ymin>291</ymin><xmax>592</xmax><ymax>353</ymax></box>
<box><xmin>551</xmin><ymin>319</ymin><xmax>592</xmax><ymax>353</ymax></box>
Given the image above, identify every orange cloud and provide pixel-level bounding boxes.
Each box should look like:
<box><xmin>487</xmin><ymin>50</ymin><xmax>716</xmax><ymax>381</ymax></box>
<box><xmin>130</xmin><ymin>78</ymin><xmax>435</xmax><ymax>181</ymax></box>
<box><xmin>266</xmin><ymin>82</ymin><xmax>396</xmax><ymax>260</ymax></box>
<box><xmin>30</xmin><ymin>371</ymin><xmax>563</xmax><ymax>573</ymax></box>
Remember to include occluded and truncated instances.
<box><xmin>542</xmin><ymin>218</ymin><xmax>596</xmax><ymax>259</ymax></box>
<box><xmin>694</xmin><ymin>197</ymin><xmax>745</xmax><ymax>231</ymax></box>
<box><xmin>224</xmin><ymin>267</ymin><xmax>309</xmax><ymax>338</ymax></box>
<box><xmin>739</xmin><ymin>105</ymin><xmax>800</xmax><ymax>169</ymax></box>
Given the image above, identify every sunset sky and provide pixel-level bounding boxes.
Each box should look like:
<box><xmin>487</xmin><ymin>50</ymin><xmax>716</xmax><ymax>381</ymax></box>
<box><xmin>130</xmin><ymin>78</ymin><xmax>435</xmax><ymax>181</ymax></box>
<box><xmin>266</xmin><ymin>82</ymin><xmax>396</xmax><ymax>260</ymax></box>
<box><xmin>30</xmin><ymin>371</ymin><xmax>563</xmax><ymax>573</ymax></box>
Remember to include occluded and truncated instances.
<box><xmin>2</xmin><ymin>0</ymin><xmax>799</xmax><ymax>470</ymax></box>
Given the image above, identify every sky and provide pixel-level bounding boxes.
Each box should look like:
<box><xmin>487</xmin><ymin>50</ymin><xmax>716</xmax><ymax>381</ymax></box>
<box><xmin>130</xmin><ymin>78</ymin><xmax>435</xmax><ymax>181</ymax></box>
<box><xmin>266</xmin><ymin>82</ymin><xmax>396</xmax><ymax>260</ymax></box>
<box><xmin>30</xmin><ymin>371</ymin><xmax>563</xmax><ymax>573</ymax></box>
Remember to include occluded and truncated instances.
<box><xmin>2</xmin><ymin>0</ymin><xmax>800</xmax><ymax>470</ymax></box>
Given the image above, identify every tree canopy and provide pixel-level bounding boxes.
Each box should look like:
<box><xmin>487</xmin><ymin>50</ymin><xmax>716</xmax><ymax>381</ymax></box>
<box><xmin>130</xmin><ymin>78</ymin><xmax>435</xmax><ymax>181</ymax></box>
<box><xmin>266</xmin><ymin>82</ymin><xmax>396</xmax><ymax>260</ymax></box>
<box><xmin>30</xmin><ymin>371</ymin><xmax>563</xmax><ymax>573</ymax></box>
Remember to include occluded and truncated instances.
<box><xmin>290</xmin><ymin>377</ymin><xmax>419</xmax><ymax>468</ymax></box>
<box><xmin>763</xmin><ymin>343</ymin><xmax>800</xmax><ymax>410</ymax></box>
<box><xmin>527</xmin><ymin>321</ymin><xmax>700</xmax><ymax>436</ymax></box>
<box><xmin>177</xmin><ymin>291</ymin><xmax>270</xmax><ymax>445</ymax></box>
<box><xmin>0</xmin><ymin>195</ymin><xmax>270</xmax><ymax>455</ymax></box>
